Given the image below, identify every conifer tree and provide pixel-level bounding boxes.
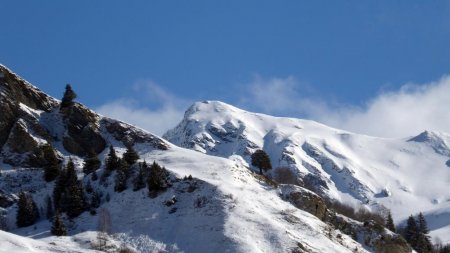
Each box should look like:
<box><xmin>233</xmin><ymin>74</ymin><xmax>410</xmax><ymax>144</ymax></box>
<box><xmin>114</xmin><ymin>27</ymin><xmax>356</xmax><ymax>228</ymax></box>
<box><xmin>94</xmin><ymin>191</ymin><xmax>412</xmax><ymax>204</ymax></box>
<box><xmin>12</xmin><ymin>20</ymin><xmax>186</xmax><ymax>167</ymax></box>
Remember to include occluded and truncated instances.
<box><xmin>66</xmin><ymin>181</ymin><xmax>85</xmax><ymax>218</ymax></box>
<box><xmin>32</xmin><ymin>199</ymin><xmax>40</xmax><ymax>221</ymax></box>
<box><xmin>147</xmin><ymin>161</ymin><xmax>169</xmax><ymax>196</ymax></box>
<box><xmin>105</xmin><ymin>145</ymin><xmax>119</xmax><ymax>172</ymax></box>
<box><xmin>91</xmin><ymin>170</ymin><xmax>98</xmax><ymax>181</ymax></box>
<box><xmin>416</xmin><ymin>213</ymin><xmax>433</xmax><ymax>253</ymax></box>
<box><xmin>386</xmin><ymin>211</ymin><xmax>396</xmax><ymax>233</ymax></box>
<box><xmin>83</xmin><ymin>150</ymin><xmax>101</xmax><ymax>175</ymax></box>
<box><xmin>51</xmin><ymin>212</ymin><xmax>67</xmax><ymax>236</ymax></box>
<box><xmin>417</xmin><ymin>212</ymin><xmax>429</xmax><ymax>234</ymax></box>
<box><xmin>123</xmin><ymin>144</ymin><xmax>139</xmax><ymax>165</ymax></box>
<box><xmin>133</xmin><ymin>163</ymin><xmax>146</xmax><ymax>191</ymax></box>
<box><xmin>42</xmin><ymin>144</ymin><xmax>61</xmax><ymax>182</ymax></box>
<box><xmin>90</xmin><ymin>191</ymin><xmax>100</xmax><ymax>209</ymax></box>
<box><xmin>114</xmin><ymin>159</ymin><xmax>129</xmax><ymax>192</ymax></box>
<box><xmin>251</xmin><ymin>149</ymin><xmax>272</xmax><ymax>175</ymax></box>
<box><xmin>16</xmin><ymin>192</ymin><xmax>38</xmax><ymax>227</ymax></box>
<box><xmin>65</xmin><ymin>158</ymin><xmax>78</xmax><ymax>186</ymax></box>
<box><xmin>53</xmin><ymin>168</ymin><xmax>67</xmax><ymax>211</ymax></box>
<box><xmin>64</xmin><ymin>159</ymin><xmax>85</xmax><ymax>217</ymax></box>
<box><xmin>405</xmin><ymin>215</ymin><xmax>418</xmax><ymax>249</ymax></box>
<box><xmin>60</xmin><ymin>84</ymin><xmax>77</xmax><ymax>108</ymax></box>
<box><xmin>46</xmin><ymin>196</ymin><xmax>54</xmax><ymax>220</ymax></box>
<box><xmin>53</xmin><ymin>159</ymin><xmax>86</xmax><ymax>218</ymax></box>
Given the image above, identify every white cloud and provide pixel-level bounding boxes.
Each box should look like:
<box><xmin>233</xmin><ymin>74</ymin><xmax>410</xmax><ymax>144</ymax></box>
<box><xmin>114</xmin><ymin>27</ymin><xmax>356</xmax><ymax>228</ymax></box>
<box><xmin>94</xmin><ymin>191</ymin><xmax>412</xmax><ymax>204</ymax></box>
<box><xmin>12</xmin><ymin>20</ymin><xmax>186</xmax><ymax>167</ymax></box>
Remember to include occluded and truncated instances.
<box><xmin>238</xmin><ymin>75</ymin><xmax>325</xmax><ymax>116</ymax></box>
<box><xmin>240</xmin><ymin>75</ymin><xmax>450</xmax><ymax>138</ymax></box>
<box><xmin>96</xmin><ymin>81</ymin><xmax>188</xmax><ymax>136</ymax></box>
<box><xmin>318</xmin><ymin>76</ymin><xmax>450</xmax><ymax>138</ymax></box>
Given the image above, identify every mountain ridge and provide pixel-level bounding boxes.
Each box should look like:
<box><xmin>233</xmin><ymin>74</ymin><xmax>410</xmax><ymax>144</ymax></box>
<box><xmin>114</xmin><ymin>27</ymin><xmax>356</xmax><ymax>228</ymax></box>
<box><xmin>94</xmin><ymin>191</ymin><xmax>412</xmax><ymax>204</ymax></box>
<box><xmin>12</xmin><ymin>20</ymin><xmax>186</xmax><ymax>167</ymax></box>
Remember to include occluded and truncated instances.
<box><xmin>165</xmin><ymin>100</ymin><xmax>450</xmax><ymax>243</ymax></box>
<box><xmin>0</xmin><ymin>65</ymin><xmax>412</xmax><ymax>252</ymax></box>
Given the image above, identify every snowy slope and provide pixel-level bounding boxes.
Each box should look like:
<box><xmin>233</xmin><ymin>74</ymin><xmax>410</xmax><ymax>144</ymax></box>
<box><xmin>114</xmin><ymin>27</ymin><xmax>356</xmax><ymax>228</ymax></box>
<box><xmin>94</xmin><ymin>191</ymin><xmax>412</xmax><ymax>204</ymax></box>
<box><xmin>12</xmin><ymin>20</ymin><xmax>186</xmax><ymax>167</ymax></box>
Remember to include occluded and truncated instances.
<box><xmin>0</xmin><ymin>230</ymin><xmax>100</xmax><ymax>253</ymax></box>
<box><xmin>164</xmin><ymin>101</ymin><xmax>450</xmax><ymax>243</ymax></box>
<box><xmin>1</xmin><ymin>129</ymin><xmax>368</xmax><ymax>253</ymax></box>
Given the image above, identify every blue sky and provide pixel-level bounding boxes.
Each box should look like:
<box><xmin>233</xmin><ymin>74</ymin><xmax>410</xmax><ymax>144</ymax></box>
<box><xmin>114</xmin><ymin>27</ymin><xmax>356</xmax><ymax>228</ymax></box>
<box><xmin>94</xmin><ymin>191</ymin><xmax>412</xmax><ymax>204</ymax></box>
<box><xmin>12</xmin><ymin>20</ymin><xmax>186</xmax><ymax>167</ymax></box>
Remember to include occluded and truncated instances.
<box><xmin>2</xmin><ymin>1</ymin><xmax>450</xmax><ymax>136</ymax></box>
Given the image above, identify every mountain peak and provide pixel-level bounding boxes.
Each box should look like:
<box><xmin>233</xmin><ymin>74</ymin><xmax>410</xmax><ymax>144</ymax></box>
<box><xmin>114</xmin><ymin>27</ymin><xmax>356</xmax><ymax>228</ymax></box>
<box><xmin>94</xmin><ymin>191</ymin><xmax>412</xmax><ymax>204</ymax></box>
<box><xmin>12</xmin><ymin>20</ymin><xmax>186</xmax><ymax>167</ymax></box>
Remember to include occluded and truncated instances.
<box><xmin>408</xmin><ymin>130</ymin><xmax>450</xmax><ymax>156</ymax></box>
<box><xmin>185</xmin><ymin>100</ymin><xmax>243</xmax><ymax>118</ymax></box>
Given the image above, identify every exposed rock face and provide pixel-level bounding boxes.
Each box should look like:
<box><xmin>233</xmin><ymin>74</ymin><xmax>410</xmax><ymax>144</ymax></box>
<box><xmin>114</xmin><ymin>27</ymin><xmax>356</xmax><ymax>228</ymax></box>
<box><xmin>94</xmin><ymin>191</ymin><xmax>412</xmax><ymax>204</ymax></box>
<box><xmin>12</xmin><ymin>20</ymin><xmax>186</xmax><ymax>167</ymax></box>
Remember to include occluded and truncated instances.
<box><xmin>61</xmin><ymin>103</ymin><xmax>106</xmax><ymax>156</ymax></box>
<box><xmin>0</xmin><ymin>64</ymin><xmax>170</xmax><ymax>167</ymax></box>
<box><xmin>1</xmin><ymin>119</ymin><xmax>47</xmax><ymax>167</ymax></box>
<box><xmin>280</xmin><ymin>184</ymin><xmax>411</xmax><ymax>253</ymax></box>
<box><xmin>0</xmin><ymin>65</ymin><xmax>57</xmax><ymax>146</ymax></box>
<box><xmin>103</xmin><ymin>118</ymin><xmax>169</xmax><ymax>150</ymax></box>
<box><xmin>0</xmin><ymin>65</ymin><xmax>59</xmax><ymax>166</ymax></box>
<box><xmin>0</xmin><ymin>190</ymin><xmax>16</xmax><ymax>208</ymax></box>
<box><xmin>279</xmin><ymin>184</ymin><xmax>328</xmax><ymax>220</ymax></box>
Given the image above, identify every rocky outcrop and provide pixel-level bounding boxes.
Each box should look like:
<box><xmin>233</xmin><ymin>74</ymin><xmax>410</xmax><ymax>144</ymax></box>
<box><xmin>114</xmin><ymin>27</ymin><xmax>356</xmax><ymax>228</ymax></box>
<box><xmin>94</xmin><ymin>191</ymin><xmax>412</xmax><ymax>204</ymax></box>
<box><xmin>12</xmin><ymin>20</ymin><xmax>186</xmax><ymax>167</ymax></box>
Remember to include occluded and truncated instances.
<box><xmin>0</xmin><ymin>65</ymin><xmax>57</xmax><ymax>147</ymax></box>
<box><xmin>103</xmin><ymin>118</ymin><xmax>169</xmax><ymax>150</ymax></box>
<box><xmin>1</xmin><ymin>64</ymin><xmax>171</xmax><ymax>163</ymax></box>
<box><xmin>0</xmin><ymin>65</ymin><xmax>58</xmax><ymax>167</ymax></box>
<box><xmin>0</xmin><ymin>191</ymin><xmax>16</xmax><ymax>208</ymax></box>
<box><xmin>61</xmin><ymin>103</ymin><xmax>106</xmax><ymax>156</ymax></box>
<box><xmin>280</xmin><ymin>184</ymin><xmax>411</xmax><ymax>253</ymax></box>
<box><xmin>279</xmin><ymin>184</ymin><xmax>328</xmax><ymax>220</ymax></box>
<box><xmin>1</xmin><ymin>119</ymin><xmax>53</xmax><ymax>167</ymax></box>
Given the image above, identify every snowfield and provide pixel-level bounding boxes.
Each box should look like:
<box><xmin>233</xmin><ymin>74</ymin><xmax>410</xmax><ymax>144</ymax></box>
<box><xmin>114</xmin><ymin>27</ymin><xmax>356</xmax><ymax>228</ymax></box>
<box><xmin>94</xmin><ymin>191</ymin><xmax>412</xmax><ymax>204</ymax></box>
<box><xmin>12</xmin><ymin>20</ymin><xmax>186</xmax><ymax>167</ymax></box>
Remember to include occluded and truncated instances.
<box><xmin>1</xmin><ymin>139</ymin><xmax>369</xmax><ymax>252</ymax></box>
<box><xmin>165</xmin><ymin>100</ymin><xmax>450</xmax><ymax>243</ymax></box>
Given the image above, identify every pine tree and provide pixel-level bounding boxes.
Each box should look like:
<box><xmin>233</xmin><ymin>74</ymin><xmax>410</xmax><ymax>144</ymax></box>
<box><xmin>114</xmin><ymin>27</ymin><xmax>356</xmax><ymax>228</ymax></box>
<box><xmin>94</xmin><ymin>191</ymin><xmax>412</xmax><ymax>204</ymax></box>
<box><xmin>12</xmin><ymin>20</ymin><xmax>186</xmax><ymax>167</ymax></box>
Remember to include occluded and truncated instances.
<box><xmin>32</xmin><ymin>199</ymin><xmax>40</xmax><ymax>221</ymax></box>
<box><xmin>147</xmin><ymin>161</ymin><xmax>169</xmax><ymax>196</ymax></box>
<box><xmin>53</xmin><ymin>168</ymin><xmax>67</xmax><ymax>211</ymax></box>
<box><xmin>53</xmin><ymin>159</ymin><xmax>86</xmax><ymax>218</ymax></box>
<box><xmin>132</xmin><ymin>163</ymin><xmax>146</xmax><ymax>191</ymax></box>
<box><xmin>416</xmin><ymin>213</ymin><xmax>433</xmax><ymax>253</ymax></box>
<box><xmin>65</xmin><ymin>158</ymin><xmax>78</xmax><ymax>186</ymax></box>
<box><xmin>42</xmin><ymin>144</ymin><xmax>60</xmax><ymax>182</ymax></box>
<box><xmin>251</xmin><ymin>149</ymin><xmax>272</xmax><ymax>175</ymax></box>
<box><xmin>105</xmin><ymin>145</ymin><xmax>119</xmax><ymax>172</ymax></box>
<box><xmin>114</xmin><ymin>159</ymin><xmax>129</xmax><ymax>192</ymax></box>
<box><xmin>66</xmin><ymin>181</ymin><xmax>86</xmax><ymax>218</ymax></box>
<box><xmin>51</xmin><ymin>212</ymin><xmax>67</xmax><ymax>236</ymax></box>
<box><xmin>123</xmin><ymin>144</ymin><xmax>139</xmax><ymax>165</ymax></box>
<box><xmin>83</xmin><ymin>150</ymin><xmax>101</xmax><ymax>175</ymax></box>
<box><xmin>91</xmin><ymin>170</ymin><xmax>98</xmax><ymax>181</ymax></box>
<box><xmin>386</xmin><ymin>211</ymin><xmax>396</xmax><ymax>232</ymax></box>
<box><xmin>46</xmin><ymin>196</ymin><xmax>54</xmax><ymax>220</ymax></box>
<box><xmin>16</xmin><ymin>192</ymin><xmax>38</xmax><ymax>227</ymax></box>
<box><xmin>405</xmin><ymin>215</ymin><xmax>418</xmax><ymax>249</ymax></box>
<box><xmin>417</xmin><ymin>212</ymin><xmax>429</xmax><ymax>234</ymax></box>
<box><xmin>90</xmin><ymin>191</ymin><xmax>100</xmax><ymax>209</ymax></box>
<box><xmin>60</xmin><ymin>84</ymin><xmax>77</xmax><ymax>108</ymax></box>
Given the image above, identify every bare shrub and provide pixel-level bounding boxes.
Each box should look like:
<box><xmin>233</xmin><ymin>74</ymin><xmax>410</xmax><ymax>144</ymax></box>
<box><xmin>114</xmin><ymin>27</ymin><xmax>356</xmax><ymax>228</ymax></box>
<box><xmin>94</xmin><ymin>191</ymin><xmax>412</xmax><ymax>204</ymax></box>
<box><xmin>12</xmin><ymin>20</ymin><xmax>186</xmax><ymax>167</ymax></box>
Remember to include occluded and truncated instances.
<box><xmin>92</xmin><ymin>208</ymin><xmax>112</xmax><ymax>251</ymax></box>
<box><xmin>325</xmin><ymin>200</ymin><xmax>386</xmax><ymax>226</ymax></box>
<box><xmin>118</xmin><ymin>246</ymin><xmax>137</xmax><ymax>253</ymax></box>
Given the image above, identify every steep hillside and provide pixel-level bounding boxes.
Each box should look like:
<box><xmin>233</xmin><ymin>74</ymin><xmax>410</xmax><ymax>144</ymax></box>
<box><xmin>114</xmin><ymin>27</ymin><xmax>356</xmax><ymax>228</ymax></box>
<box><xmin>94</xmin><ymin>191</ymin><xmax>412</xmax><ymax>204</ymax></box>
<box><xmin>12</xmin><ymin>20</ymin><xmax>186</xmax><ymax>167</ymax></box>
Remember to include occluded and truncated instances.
<box><xmin>0</xmin><ymin>65</ymin><xmax>409</xmax><ymax>252</ymax></box>
<box><xmin>164</xmin><ymin>100</ymin><xmax>450</xmax><ymax>243</ymax></box>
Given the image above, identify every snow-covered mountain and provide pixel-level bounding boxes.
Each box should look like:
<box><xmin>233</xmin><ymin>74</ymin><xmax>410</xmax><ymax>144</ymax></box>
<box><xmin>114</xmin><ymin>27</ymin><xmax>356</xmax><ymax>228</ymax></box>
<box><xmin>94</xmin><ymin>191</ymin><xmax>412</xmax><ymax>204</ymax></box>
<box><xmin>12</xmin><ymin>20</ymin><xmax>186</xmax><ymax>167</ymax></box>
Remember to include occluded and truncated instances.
<box><xmin>0</xmin><ymin>65</ymin><xmax>411</xmax><ymax>252</ymax></box>
<box><xmin>164</xmin><ymin>100</ymin><xmax>450</xmax><ymax>243</ymax></box>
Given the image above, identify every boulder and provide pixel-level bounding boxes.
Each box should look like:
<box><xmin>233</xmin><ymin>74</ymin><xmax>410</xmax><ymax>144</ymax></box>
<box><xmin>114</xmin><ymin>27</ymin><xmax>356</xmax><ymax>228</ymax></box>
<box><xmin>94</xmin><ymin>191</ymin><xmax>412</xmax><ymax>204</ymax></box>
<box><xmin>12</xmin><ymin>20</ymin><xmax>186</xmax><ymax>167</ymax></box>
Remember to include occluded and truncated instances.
<box><xmin>279</xmin><ymin>184</ymin><xmax>328</xmax><ymax>220</ymax></box>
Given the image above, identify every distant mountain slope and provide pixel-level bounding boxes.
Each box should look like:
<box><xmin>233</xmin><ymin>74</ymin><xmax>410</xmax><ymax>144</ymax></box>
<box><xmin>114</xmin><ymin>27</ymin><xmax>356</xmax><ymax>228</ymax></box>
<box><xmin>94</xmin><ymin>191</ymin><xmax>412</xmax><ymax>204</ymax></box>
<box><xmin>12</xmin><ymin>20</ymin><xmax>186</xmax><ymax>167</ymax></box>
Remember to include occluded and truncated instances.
<box><xmin>164</xmin><ymin>100</ymin><xmax>450</xmax><ymax>243</ymax></box>
<box><xmin>0</xmin><ymin>65</ymin><xmax>407</xmax><ymax>252</ymax></box>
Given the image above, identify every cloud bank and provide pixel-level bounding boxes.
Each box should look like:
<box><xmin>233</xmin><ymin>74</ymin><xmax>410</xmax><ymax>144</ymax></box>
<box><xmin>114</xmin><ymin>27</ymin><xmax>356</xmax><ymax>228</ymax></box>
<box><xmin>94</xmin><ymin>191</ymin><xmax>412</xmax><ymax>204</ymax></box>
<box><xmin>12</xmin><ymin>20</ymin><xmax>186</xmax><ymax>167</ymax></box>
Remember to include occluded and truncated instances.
<box><xmin>96</xmin><ymin>81</ymin><xmax>188</xmax><ymax>136</ymax></box>
<box><xmin>240</xmin><ymin>75</ymin><xmax>450</xmax><ymax>138</ymax></box>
